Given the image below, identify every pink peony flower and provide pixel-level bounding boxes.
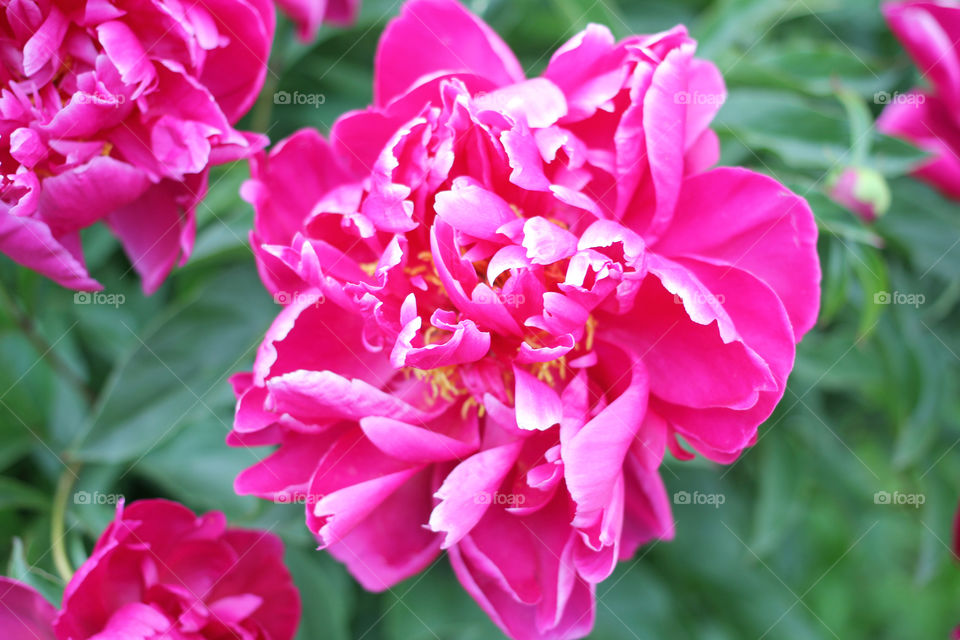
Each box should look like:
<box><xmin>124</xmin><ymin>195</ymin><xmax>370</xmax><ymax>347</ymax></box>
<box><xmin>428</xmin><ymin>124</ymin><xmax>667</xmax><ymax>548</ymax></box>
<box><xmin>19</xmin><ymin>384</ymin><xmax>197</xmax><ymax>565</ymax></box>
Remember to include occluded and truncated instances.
<box><xmin>0</xmin><ymin>0</ymin><xmax>274</xmax><ymax>293</ymax></box>
<box><xmin>275</xmin><ymin>0</ymin><xmax>361</xmax><ymax>40</ymax></box>
<box><xmin>878</xmin><ymin>0</ymin><xmax>960</xmax><ymax>200</ymax></box>
<box><xmin>0</xmin><ymin>499</ymin><xmax>300</xmax><ymax>640</ymax></box>
<box><xmin>232</xmin><ymin>1</ymin><xmax>820</xmax><ymax>637</ymax></box>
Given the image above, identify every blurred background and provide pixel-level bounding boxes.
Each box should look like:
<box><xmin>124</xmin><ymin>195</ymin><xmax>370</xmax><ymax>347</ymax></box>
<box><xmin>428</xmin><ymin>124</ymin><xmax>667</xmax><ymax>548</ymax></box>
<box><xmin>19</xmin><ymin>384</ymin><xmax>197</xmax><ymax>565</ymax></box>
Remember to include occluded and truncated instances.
<box><xmin>1</xmin><ymin>0</ymin><xmax>958</xmax><ymax>637</ymax></box>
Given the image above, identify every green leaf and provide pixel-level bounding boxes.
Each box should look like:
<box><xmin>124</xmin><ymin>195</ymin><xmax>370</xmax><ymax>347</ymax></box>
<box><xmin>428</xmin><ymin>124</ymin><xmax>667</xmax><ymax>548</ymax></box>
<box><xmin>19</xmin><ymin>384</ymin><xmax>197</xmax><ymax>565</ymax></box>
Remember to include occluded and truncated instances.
<box><xmin>716</xmin><ymin>89</ymin><xmax>926</xmax><ymax>174</ymax></box>
<box><xmin>135</xmin><ymin>413</ymin><xmax>263</xmax><ymax>519</ymax></box>
<box><xmin>68</xmin><ymin>265</ymin><xmax>276</xmax><ymax>463</ymax></box>
<box><xmin>0</xmin><ymin>478</ymin><xmax>48</xmax><ymax>512</ymax></box>
<box><xmin>6</xmin><ymin>538</ymin><xmax>63</xmax><ymax>607</ymax></box>
<box><xmin>288</xmin><ymin>548</ymin><xmax>357</xmax><ymax>640</ymax></box>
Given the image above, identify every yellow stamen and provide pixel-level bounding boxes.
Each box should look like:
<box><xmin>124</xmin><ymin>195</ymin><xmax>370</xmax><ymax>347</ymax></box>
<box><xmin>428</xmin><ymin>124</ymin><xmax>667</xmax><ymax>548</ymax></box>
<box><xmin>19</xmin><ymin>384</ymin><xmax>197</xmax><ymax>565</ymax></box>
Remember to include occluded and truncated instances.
<box><xmin>412</xmin><ymin>365</ymin><xmax>466</xmax><ymax>402</ymax></box>
<box><xmin>584</xmin><ymin>315</ymin><xmax>598</xmax><ymax>352</ymax></box>
<box><xmin>461</xmin><ymin>396</ymin><xmax>486</xmax><ymax>420</ymax></box>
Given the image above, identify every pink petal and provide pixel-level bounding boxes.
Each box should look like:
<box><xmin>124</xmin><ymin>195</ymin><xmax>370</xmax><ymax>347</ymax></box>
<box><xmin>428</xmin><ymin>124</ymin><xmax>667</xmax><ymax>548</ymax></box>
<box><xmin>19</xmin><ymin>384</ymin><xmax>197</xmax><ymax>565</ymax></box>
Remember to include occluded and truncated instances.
<box><xmin>39</xmin><ymin>156</ymin><xmax>150</xmax><ymax>234</ymax></box>
<box><xmin>428</xmin><ymin>441</ymin><xmax>523</xmax><ymax>548</ymax></box>
<box><xmin>0</xmin><ymin>208</ymin><xmax>101</xmax><ymax>291</ymax></box>
<box><xmin>22</xmin><ymin>6</ymin><xmax>67</xmax><ymax>76</ymax></box>
<box><xmin>522</xmin><ymin>217</ymin><xmax>578</xmax><ymax>265</ymax></box>
<box><xmin>434</xmin><ymin>178</ymin><xmax>518</xmax><ymax>239</ymax></box>
<box><xmin>884</xmin><ymin>1</ymin><xmax>960</xmax><ymax>107</ymax></box>
<box><xmin>563</xmin><ymin>354</ymin><xmax>647</xmax><ymax>525</ymax></box>
<box><xmin>359</xmin><ymin>409</ymin><xmax>478</xmax><ymax>463</ymax></box>
<box><xmin>374</xmin><ymin>0</ymin><xmax>524</xmax><ymax>106</ymax></box>
<box><xmin>107</xmin><ymin>178</ymin><xmax>197</xmax><ymax>295</ymax></box>
<box><xmin>650</xmin><ymin>167</ymin><xmax>821</xmax><ymax>340</ymax></box>
<box><xmin>328</xmin><ymin>468</ymin><xmax>441</xmax><ymax>591</ymax></box>
<box><xmin>513</xmin><ymin>366</ymin><xmax>563</xmax><ymax>432</ymax></box>
<box><xmin>544</xmin><ymin>24</ymin><xmax>626</xmax><ymax>120</ymax></box>
<box><xmin>0</xmin><ymin>578</ymin><xmax>56</xmax><ymax>640</ymax></box>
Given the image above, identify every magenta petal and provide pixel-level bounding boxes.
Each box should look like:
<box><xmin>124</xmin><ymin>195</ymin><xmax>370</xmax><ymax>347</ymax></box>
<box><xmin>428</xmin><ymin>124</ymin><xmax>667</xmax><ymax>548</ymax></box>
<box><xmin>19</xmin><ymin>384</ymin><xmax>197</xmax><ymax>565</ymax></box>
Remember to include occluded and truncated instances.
<box><xmin>651</xmin><ymin>167</ymin><xmax>821</xmax><ymax>340</ymax></box>
<box><xmin>274</xmin><ymin>0</ymin><xmax>327</xmax><ymax>40</ymax></box>
<box><xmin>328</xmin><ymin>468</ymin><xmax>441</xmax><ymax>591</ymax></box>
<box><xmin>374</xmin><ymin>0</ymin><xmax>524</xmax><ymax>106</ymax></box>
<box><xmin>564</xmin><ymin>356</ymin><xmax>647</xmax><ymax>525</ymax></box>
<box><xmin>197</xmin><ymin>0</ymin><xmax>275</xmax><ymax>123</ymax></box>
<box><xmin>619</xmin><ymin>455</ymin><xmax>674</xmax><ymax>559</ymax></box>
<box><xmin>107</xmin><ymin>179</ymin><xmax>195</xmax><ymax>295</ymax></box>
<box><xmin>359</xmin><ymin>413</ymin><xmax>476</xmax><ymax>463</ymax></box>
<box><xmin>683</xmin><ymin>58</ymin><xmax>726</xmax><ymax>152</ymax></box>
<box><xmin>0</xmin><ymin>208</ymin><xmax>101</xmax><ymax>291</ymax></box>
<box><xmin>434</xmin><ymin>178</ymin><xmax>517</xmax><ymax>239</ymax></box>
<box><xmin>630</xmin><ymin>43</ymin><xmax>695</xmax><ymax>240</ymax></box>
<box><xmin>544</xmin><ymin>24</ymin><xmax>624</xmax><ymax>120</ymax></box>
<box><xmin>655</xmin><ymin>262</ymin><xmax>795</xmax><ymax>460</ymax></box>
<box><xmin>0</xmin><ymin>578</ymin><xmax>56</xmax><ymax>640</ymax></box>
<box><xmin>429</xmin><ymin>441</ymin><xmax>523</xmax><ymax>548</ymax></box>
<box><xmin>513</xmin><ymin>366</ymin><xmax>563</xmax><ymax>432</ymax></box>
<box><xmin>234</xmin><ymin>432</ymin><xmax>337</xmax><ymax>499</ymax></box>
<box><xmin>310</xmin><ymin>464</ymin><xmax>420</xmax><ymax>546</ymax></box>
<box><xmin>522</xmin><ymin>217</ymin><xmax>579</xmax><ymax>265</ymax></box>
<box><xmin>475</xmin><ymin>78</ymin><xmax>568</xmax><ymax>128</ymax></box>
<box><xmin>267</xmin><ymin>370</ymin><xmax>440</xmax><ymax>424</ymax></box>
<box><xmin>449</xmin><ymin>498</ymin><xmax>596</xmax><ymax>640</ymax></box>
<box><xmin>884</xmin><ymin>1</ymin><xmax>960</xmax><ymax>107</ymax></box>
<box><xmin>618</xmin><ymin>264</ymin><xmax>776</xmax><ymax>411</ymax></box>
<box><xmin>878</xmin><ymin>91</ymin><xmax>960</xmax><ymax>200</ymax></box>
<box><xmin>96</xmin><ymin>21</ymin><xmax>156</xmax><ymax>92</ymax></box>
<box><xmin>83</xmin><ymin>602</ymin><xmax>175</xmax><ymax>640</ymax></box>
<box><xmin>39</xmin><ymin>156</ymin><xmax>150</xmax><ymax>233</ymax></box>
<box><xmin>22</xmin><ymin>6</ymin><xmax>67</xmax><ymax>76</ymax></box>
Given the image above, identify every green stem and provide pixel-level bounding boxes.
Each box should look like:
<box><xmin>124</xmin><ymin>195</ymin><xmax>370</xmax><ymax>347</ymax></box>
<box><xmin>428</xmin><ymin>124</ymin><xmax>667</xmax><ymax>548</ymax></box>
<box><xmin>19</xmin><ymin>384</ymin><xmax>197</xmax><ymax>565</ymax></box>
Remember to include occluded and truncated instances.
<box><xmin>251</xmin><ymin>19</ymin><xmax>293</xmax><ymax>134</ymax></box>
<box><xmin>51</xmin><ymin>464</ymin><xmax>80</xmax><ymax>583</ymax></box>
<box><xmin>0</xmin><ymin>277</ymin><xmax>94</xmax><ymax>403</ymax></box>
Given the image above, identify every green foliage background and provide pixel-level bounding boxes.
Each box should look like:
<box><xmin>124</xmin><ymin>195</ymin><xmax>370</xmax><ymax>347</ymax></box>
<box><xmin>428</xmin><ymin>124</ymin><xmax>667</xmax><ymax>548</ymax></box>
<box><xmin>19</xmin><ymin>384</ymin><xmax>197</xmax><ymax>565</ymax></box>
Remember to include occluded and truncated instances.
<box><xmin>1</xmin><ymin>0</ymin><xmax>958</xmax><ymax>637</ymax></box>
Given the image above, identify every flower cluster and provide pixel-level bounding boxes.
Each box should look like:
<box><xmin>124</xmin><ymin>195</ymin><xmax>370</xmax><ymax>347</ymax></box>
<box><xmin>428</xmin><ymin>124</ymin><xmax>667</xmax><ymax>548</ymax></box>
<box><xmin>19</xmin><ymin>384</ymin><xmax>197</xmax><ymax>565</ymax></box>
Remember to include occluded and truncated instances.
<box><xmin>879</xmin><ymin>0</ymin><xmax>960</xmax><ymax>200</ymax></box>
<box><xmin>0</xmin><ymin>0</ymin><xmax>273</xmax><ymax>293</ymax></box>
<box><xmin>0</xmin><ymin>500</ymin><xmax>300</xmax><ymax>639</ymax></box>
<box><xmin>231</xmin><ymin>0</ymin><xmax>820</xmax><ymax>638</ymax></box>
<box><xmin>276</xmin><ymin>0</ymin><xmax>361</xmax><ymax>41</ymax></box>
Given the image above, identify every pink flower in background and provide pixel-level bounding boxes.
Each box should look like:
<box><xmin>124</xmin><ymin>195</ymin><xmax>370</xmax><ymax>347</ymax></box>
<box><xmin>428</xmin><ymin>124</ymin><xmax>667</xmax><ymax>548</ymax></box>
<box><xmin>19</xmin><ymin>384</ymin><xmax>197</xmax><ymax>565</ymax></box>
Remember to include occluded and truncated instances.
<box><xmin>878</xmin><ymin>0</ymin><xmax>960</xmax><ymax>200</ymax></box>
<box><xmin>0</xmin><ymin>577</ymin><xmax>56</xmax><ymax>640</ymax></box>
<box><xmin>0</xmin><ymin>0</ymin><xmax>274</xmax><ymax>293</ymax></box>
<box><xmin>0</xmin><ymin>500</ymin><xmax>300</xmax><ymax>640</ymax></box>
<box><xmin>232</xmin><ymin>0</ymin><xmax>820</xmax><ymax>637</ymax></box>
<box><xmin>276</xmin><ymin>0</ymin><xmax>361</xmax><ymax>40</ymax></box>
